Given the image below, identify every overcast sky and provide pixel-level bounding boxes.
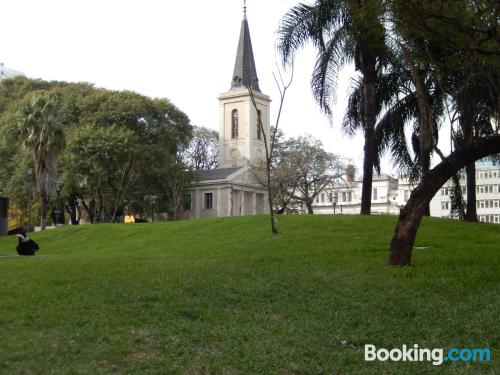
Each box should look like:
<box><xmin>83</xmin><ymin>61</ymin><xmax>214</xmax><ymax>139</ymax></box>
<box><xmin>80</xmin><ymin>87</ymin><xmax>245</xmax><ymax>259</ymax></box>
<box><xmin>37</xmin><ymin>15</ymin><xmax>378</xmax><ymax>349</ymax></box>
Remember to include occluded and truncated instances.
<box><xmin>1</xmin><ymin>0</ymin><xmax>428</xmax><ymax>175</ymax></box>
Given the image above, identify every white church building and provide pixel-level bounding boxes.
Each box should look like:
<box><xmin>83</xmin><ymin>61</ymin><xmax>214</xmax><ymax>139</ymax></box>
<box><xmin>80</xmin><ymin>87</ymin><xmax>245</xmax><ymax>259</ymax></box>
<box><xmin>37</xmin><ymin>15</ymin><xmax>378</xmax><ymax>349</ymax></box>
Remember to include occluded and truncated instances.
<box><xmin>183</xmin><ymin>10</ymin><xmax>270</xmax><ymax>219</ymax></box>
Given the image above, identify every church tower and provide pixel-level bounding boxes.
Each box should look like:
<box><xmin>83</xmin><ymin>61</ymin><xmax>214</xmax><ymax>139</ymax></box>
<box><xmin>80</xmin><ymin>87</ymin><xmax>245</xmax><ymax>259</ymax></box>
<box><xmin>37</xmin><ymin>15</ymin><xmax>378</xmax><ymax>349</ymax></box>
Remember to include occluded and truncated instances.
<box><xmin>218</xmin><ymin>5</ymin><xmax>271</xmax><ymax>168</ymax></box>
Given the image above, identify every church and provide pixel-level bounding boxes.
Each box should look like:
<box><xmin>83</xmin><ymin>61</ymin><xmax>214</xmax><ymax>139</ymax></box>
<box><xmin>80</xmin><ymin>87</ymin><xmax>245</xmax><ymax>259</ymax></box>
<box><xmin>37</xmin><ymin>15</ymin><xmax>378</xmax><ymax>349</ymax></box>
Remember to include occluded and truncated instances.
<box><xmin>184</xmin><ymin>8</ymin><xmax>270</xmax><ymax>219</ymax></box>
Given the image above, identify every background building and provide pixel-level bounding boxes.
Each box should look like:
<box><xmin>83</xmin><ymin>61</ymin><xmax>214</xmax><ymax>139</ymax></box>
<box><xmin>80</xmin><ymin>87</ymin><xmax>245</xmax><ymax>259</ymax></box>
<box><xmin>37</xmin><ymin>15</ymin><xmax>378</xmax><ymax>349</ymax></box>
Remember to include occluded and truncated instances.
<box><xmin>0</xmin><ymin>63</ymin><xmax>25</xmax><ymax>80</ymax></box>
<box><xmin>184</xmin><ymin>8</ymin><xmax>269</xmax><ymax>219</ymax></box>
<box><xmin>311</xmin><ymin>156</ymin><xmax>500</xmax><ymax>223</ymax></box>
<box><xmin>431</xmin><ymin>156</ymin><xmax>500</xmax><ymax>223</ymax></box>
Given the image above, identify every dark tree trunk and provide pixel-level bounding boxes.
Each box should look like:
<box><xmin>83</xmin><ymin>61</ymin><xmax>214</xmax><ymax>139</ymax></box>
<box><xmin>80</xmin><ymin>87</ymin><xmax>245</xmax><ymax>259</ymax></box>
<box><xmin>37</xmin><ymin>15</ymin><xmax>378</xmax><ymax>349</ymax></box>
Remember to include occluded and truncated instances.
<box><xmin>461</xmin><ymin>102</ymin><xmax>478</xmax><ymax>222</ymax></box>
<box><xmin>64</xmin><ymin>193</ymin><xmax>80</xmax><ymax>225</ymax></box>
<box><xmin>464</xmin><ymin>162</ymin><xmax>478</xmax><ymax>221</ymax></box>
<box><xmin>420</xmin><ymin>152</ymin><xmax>431</xmax><ymax>216</ymax></box>
<box><xmin>306</xmin><ymin>200</ymin><xmax>314</xmax><ymax>214</ymax></box>
<box><xmin>86</xmin><ymin>198</ymin><xmax>96</xmax><ymax>224</ymax></box>
<box><xmin>40</xmin><ymin>198</ymin><xmax>47</xmax><ymax>230</ymax></box>
<box><xmin>361</xmin><ymin>69</ymin><xmax>377</xmax><ymax>215</ymax></box>
<box><xmin>389</xmin><ymin>136</ymin><xmax>500</xmax><ymax>266</ymax></box>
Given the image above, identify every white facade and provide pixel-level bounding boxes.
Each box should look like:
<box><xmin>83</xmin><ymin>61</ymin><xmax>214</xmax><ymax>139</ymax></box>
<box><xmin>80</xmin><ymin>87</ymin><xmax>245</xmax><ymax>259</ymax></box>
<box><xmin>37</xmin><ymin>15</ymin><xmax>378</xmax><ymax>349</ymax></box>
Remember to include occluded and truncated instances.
<box><xmin>184</xmin><ymin>167</ymin><xmax>268</xmax><ymax>220</ymax></box>
<box><xmin>184</xmin><ymin>10</ymin><xmax>269</xmax><ymax>220</ymax></box>
<box><xmin>430</xmin><ymin>157</ymin><xmax>500</xmax><ymax>223</ymax></box>
<box><xmin>218</xmin><ymin>89</ymin><xmax>270</xmax><ymax>168</ymax></box>
<box><xmin>311</xmin><ymin>157</ymin><xmax>500</xmax><ymax>223</ymax></box>
<box><xmin>0</xmin><ymin>63</ymin><xmax>25</xmax><ymax>80</ymax></box>
<box><xmin>312</xmin><ymin>174</ymin><xmax>400</xmax><ymax>215</ymax></box>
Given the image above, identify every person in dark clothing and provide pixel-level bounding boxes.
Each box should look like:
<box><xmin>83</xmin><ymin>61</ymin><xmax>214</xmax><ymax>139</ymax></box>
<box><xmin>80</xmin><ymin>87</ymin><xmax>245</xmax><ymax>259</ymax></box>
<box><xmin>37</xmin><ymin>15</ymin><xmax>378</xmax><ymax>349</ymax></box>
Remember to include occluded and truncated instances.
<box><xmin>16</xmin><ymin>233</ymin><xmax>39</xmax><ymax>256</ymax></box>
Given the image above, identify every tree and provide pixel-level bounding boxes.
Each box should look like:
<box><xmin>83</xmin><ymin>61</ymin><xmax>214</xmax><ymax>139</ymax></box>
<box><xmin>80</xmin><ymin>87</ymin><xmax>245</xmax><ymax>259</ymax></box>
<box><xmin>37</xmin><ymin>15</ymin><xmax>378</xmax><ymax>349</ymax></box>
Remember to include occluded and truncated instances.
<box><xmin>282</xmin><ymin>136</ymin><xmax>344</xmax><ymax>214</ymax></box>
<box><xmin>19</xmin><ymin>93</ymin><xmax>65</xmax><ymax>230</ymax></box>
<box><xmin>180</xmin><ymin>126</ymin><xmax>219</xmax><ymax>170</ymax></box>
<box><xmin>248</xmin><ymin>64</ymin><xmax>293</xmax><ymax>234</ymax></box>
<box><xmin>278</xmin><ymin>0</ymin><xmax>388</xmax><ymax>215</ymax></box>
<box><xmin>447</xmin><ymin>64</ymin><xmax>497</xmax><ymax>222</ymax></box>
<box><xmin>1</xmin><ymin>79</ymin><xmax>193</xmax><ymax>225</ymax></box>
<box><xmin>160</xmin><ymin>162</ymin><xmax>197</xmax><ymax>221</ymax></box>
<box><xmin>344</xmin><ymin>59</ymin><xmax>445</xmax><ymax>217</ymax></box>
<box><xmin>61</xmin><ymin>124</ymin><xmax>141</xmax><ymax>223</ymax></box>
<box><xmin>389</xmin><ymin>136</ymin><xmax>500</xmax><ymax>265</ymax></box>
<box><xmin>387</xmin><ymin>0</ymin><xmax>499</xmax><ymax>265</ymax></box>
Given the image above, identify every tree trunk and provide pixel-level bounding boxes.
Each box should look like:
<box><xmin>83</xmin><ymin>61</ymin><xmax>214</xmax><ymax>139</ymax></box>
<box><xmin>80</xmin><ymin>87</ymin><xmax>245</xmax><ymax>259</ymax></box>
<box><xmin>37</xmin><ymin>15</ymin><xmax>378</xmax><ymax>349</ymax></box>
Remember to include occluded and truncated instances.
<box><xmin>389</xmin><ymin>136</ymin><xmax>500</xmax><ymax>266</ymax></box>
<box><xmin>464</xmin><ymin>162</ymin><xmax>478</xmax><ymax>221</ymax></box>
<box><xmin>65</xmin><ymin>193</ymin><xmax>80</xmax><ymax>225</ymax></box>
<box><xmin>461</xmin><ymin>102</ymin><xmax>477</xmax><ymax>222</ymax></box>
<box><xmin>421</xmin><ymin>152</ymin><xmax>431</xmax><ymax>216</ymax></box>
<box><xmin>267</xmin><ymin>162</ymin><xmax>278</xmax><ymax>234</ymax></box>
<box><xmin>306</xmin><ymin>200</ymin><xmax>314</xmax><ymax>214</ymax></box>
<box><xmin>40</xmin><ymin>198</ymin><xmax>47</xmax><ymax>230</ymax></box>
<box><xmin>407</xmin><ymin>58</ymin><xmax>433</xmax><ymax>216</ymax></box>
<box><xmin>360</xmin><ymin>70</ymin><xmax>377</xmax><ymax>215</ymax></box>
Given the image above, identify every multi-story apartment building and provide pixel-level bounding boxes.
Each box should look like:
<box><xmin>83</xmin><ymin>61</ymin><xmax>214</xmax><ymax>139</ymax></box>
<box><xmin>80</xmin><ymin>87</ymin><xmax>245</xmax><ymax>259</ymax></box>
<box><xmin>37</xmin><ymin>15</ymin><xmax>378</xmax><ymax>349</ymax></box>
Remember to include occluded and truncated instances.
<box><xmin>430</xmin><ymin>156</ymin><xmax>500</xmax><ymax>223</ymax></box>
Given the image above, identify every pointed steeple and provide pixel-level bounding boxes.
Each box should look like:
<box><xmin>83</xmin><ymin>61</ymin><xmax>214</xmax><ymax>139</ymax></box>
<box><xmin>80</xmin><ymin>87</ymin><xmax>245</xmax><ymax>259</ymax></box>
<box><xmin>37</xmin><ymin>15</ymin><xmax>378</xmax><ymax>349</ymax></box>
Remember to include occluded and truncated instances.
<box><xmin>230</xmin><ymin>4</ymin><xmax>261</xmax><ymax>92</ymax></box>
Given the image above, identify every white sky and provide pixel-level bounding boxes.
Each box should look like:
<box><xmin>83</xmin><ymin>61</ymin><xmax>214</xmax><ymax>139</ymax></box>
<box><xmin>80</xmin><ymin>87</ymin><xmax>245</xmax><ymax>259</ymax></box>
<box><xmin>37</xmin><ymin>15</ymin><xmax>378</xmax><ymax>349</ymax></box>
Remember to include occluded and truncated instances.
<box><xmin>1</xmin><ymin>0</ymin><xmax>447</xmax><ymax>175</ymax></box>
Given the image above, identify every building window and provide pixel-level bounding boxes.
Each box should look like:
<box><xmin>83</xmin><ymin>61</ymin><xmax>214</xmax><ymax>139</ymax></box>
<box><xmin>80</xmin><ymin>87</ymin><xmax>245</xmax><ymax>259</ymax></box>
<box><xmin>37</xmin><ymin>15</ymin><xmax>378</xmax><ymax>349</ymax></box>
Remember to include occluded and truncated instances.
<box><xmin>256</xmin><ymin>109</ymin><xmax>262</xmax><ymax>140</ymax></box>
<box><xmin>320</xmin><ymin>193</ymin><xmax>325</xmax><ymax>203</ymax></box>
<box><xmin>342</xmin><ymin>192</ymin><xmax>347</xmax><ymax>202</ymax></box>
<box><xmin>204</xmin><ymin>193</ymin><xmax>213</xmax><ymax>209</ymax></box>
<box><xmin>231</xmin><ymin>109</ymin><xmax>239</xmax><ymax>139</ymax></box>
<box><xmin>441</xmin><ymin>201</ymin><xmax>450</xmax><ymax>210</ymax></box>
<box><xmin>373</xmin><ymin>188</ymin><xmax>378</xmax><ymax>200</ymax></box>
<box><xmin>348</xmin><ymin>191</ymin><xmax>352</xmax><ymax>202</ymax></box>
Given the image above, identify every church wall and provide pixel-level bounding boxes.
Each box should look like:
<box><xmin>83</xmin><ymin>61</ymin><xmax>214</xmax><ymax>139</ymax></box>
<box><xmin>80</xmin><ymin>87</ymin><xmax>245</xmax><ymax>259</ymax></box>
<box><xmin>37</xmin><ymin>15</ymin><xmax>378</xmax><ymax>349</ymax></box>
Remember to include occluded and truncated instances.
<box><xmin>256</xmin><ymin>193</ymin><xmax>265</xmax><ymax>214</ymax></box>
<box><xmin>219</xmin><ymin>90</ymin><xmax>271</xmax><ymax>168</ymax></box>
<box><xmin>248</xmin><ymin>97</ymin><xmax>270</xmax><ymax>166</ymax></box>
<box><xmin>220</xmin><ymin>98</ymin><xmax>247</xmax><ymax>167</ymax></box>
<box><xmin>244</xmin><ymin>192</ymin><xmax>253</xmax><ymax>215</ymax></box>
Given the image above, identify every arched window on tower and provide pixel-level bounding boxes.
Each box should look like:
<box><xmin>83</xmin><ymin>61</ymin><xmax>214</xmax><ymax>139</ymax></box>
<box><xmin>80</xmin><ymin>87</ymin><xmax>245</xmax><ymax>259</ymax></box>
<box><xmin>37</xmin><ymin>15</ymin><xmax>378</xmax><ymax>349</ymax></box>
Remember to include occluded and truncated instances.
<box><xmin>256</xmin><ymin>109</ymin><xmax>262</xmax><ymax>140</ymax></box>
<box><xmin>231</xmin><ymin>109</ymin><xmax>239</xmax><ymax>139</ymax></box>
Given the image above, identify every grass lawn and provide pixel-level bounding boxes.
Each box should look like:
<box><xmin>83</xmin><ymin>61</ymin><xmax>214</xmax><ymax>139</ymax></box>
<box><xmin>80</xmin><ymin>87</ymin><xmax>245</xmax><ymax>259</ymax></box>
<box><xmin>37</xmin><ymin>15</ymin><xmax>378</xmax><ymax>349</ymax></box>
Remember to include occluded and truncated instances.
<box><xmin>0</xmin><ymin>215</ymin><xmax>498</xmax><ymax>374</ymax></box>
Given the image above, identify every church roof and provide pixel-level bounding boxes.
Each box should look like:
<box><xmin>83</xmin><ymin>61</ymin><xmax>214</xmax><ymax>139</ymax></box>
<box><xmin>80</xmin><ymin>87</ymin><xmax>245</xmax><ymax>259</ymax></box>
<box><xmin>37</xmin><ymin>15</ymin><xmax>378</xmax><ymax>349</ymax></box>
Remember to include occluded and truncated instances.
<box><xmin>197</xmin><ymin>167</ymin><xmax>243</xmax><ymax>181</ymax></box>
<box><xmin>230</xmin><ymin>14</ymin><xmax>261</xmax><ymax>92</ymax></box>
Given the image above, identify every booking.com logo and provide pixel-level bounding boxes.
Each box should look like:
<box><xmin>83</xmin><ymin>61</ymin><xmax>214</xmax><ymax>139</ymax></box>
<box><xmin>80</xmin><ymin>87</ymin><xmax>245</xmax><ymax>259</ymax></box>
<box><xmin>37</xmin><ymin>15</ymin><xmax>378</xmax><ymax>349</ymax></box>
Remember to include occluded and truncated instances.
<box><xmin>365</xmin><ymin>344</ymin><xmax>491</xmax><ymax>366</ymax></box>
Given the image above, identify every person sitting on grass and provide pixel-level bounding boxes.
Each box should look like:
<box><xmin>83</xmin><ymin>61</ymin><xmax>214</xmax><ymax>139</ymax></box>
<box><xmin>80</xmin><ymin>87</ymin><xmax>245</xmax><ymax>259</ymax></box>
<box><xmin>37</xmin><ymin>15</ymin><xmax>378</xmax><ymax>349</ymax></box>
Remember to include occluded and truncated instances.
<box><xmin>16</xmin><ymin>232</ymin><xmax>39</xmax><ymax>256</ymax></box>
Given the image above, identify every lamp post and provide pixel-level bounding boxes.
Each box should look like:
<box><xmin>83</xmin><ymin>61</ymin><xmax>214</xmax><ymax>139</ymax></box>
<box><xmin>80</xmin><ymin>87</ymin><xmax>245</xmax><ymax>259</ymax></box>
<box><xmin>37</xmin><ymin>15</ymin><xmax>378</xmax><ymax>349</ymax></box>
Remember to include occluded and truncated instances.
<box><xmin>27</xmin><ymin>169</ymin><xmax>33</xmax><ymax>230</ymax></box>
<box><xmin>54</xmin><ymin>180</ymin><xmax>63</xmax><ymax>225</ymax></box>
<box><xmin>150</xmin><ymin>195</ymin><xmax>158</xmax><ymax>223</ymax></box>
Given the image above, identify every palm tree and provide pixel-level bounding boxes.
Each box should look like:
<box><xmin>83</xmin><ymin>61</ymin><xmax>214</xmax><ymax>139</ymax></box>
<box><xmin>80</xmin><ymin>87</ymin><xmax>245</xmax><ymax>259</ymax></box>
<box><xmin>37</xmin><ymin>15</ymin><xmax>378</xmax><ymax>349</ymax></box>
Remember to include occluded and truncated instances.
<box><xmin>278</xmin><ymin>0</ymin><xmax>388</xmax><ymax>214</ymax></box>
<box><xmin>448</xmin><ymin>65</ymin><xmax>498</xmax><ymax>222</ymax></box>
<box><xmin>344</xmin><ymin>62</ymin><xmax>445</xmax><ymax>216</ymax></box>
<box><xmin>19</xmin><ymin>93</ymin><xmax>65</xmax><ymax>230</ymax></box>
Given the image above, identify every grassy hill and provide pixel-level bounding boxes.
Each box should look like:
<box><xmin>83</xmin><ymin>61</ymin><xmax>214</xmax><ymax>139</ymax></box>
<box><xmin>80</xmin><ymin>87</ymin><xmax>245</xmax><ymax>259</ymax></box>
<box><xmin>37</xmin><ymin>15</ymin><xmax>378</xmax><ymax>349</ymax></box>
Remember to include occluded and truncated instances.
<box><xmin>0</xmin><ymin>215</ymin><xmax>498</xmax><ymax>374</ymax></box>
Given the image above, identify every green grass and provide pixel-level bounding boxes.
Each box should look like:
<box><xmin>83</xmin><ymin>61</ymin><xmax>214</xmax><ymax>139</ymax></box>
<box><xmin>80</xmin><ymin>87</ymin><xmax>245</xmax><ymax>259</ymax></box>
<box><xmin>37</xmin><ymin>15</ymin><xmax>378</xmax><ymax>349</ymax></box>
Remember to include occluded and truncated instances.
<box><xmin>0</xmin><ymin>215</ymin><xmax>498</xmax><ymax>374</ymax></box>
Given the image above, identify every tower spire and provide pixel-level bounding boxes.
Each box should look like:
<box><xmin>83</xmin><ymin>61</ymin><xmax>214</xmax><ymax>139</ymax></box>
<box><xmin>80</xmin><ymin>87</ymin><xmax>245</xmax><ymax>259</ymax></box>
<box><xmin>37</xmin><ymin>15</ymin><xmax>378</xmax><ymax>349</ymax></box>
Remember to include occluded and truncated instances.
<box><xmin>230</xmin><ymin>3</ymin><xmax>261</xmax><ymax>92</ymax></box>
